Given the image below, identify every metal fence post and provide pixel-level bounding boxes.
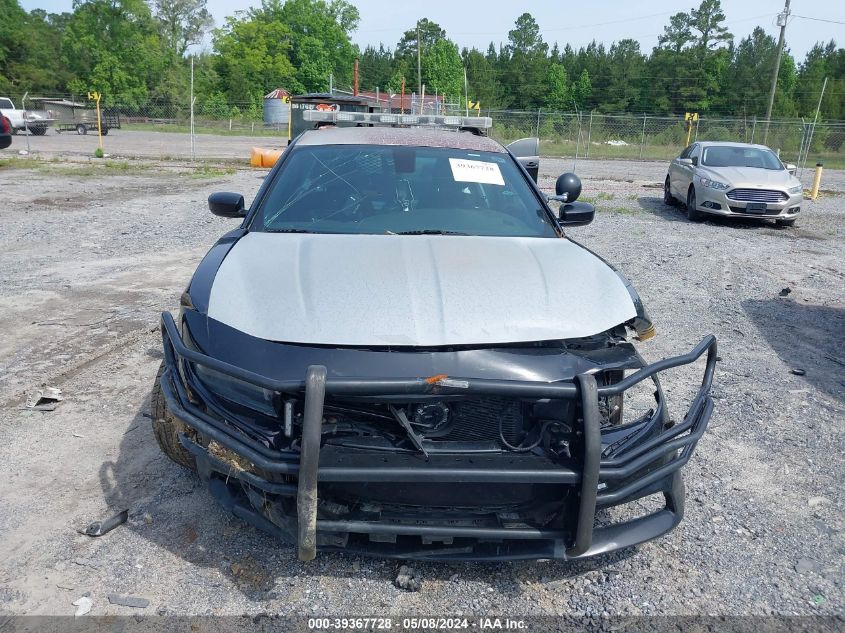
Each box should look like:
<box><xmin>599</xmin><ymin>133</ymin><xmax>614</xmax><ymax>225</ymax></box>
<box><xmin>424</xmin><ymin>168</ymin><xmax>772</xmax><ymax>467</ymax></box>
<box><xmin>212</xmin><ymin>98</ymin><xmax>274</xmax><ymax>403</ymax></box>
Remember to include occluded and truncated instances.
<box><xmin>639</xmin><ymin>113</ymin><xmax>647</xmax><ymax>158</ymax></box>
<box><xmin>535</xmin><ymin>108</ymin><xmax>541</xmax><ymax>138</ymax></box>
<box><xmin>750</xmin><ymin>116</ymin><xmax>756</xmax><ymax>144</ymax></box>
<box><xmin>586</xmin><ymin>110</ymin><xmax>593</xmax><ymax>159</ymax></box>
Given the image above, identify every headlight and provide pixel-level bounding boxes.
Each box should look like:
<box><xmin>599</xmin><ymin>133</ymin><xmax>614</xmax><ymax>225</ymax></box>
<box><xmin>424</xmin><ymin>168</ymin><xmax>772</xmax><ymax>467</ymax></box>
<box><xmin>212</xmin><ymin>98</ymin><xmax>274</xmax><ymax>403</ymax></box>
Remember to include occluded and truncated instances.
<box><xmin>193</xmin><ymin>364</ymin><xmax>276</xmax><ymax>416</ymax></box>
<box><xmin>699</xmin><ymin>177</ymin><xmax>730</xmax><ymax>190</ymax></box>
<box><xmin>788</xmin><ymin>185</ymin><xmax>803</xmax><ymax>195</ymax></box>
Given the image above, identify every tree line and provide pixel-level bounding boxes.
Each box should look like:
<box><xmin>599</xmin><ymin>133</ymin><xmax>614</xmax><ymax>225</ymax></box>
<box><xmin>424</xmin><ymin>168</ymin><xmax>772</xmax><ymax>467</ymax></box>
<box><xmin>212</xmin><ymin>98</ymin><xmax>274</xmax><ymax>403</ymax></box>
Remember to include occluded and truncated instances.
<box><xmin>0</xmin><ymin>0</ymin><xmax>842</xmax><ymax>120</ymax></box>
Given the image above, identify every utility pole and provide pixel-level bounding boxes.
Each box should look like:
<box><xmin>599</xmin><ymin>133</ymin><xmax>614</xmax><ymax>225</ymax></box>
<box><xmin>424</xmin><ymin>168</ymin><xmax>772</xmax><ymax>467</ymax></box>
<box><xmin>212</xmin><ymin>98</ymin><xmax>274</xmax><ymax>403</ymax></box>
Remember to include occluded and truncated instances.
<box><xmin>416</xmin><ymin>20</ymin><xmax>422</xmax><ymax>114</ymax></box>
<box><xmin>763</xmin><ymin>0</ymin><xmax>790</xmax><ymax>143</ymax></box>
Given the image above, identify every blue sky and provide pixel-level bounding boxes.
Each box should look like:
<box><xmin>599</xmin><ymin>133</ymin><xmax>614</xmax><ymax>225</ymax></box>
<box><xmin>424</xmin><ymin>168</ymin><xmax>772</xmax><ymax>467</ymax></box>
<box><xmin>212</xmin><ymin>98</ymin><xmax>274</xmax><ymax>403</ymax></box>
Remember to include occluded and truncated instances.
<box><xmin>17</xmin><ymin>0</ymin><xmax>845</xmax><ymax>61</ymax></box>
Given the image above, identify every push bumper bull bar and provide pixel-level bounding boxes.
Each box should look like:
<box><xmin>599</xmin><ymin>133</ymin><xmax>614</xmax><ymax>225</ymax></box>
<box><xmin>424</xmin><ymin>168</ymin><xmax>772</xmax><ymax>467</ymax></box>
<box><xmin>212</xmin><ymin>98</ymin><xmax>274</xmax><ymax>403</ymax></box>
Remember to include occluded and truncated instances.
<box><xmin>159</xmin><ymin>311</ymin><xmax>716</xmax><ymax>561</ymax></box>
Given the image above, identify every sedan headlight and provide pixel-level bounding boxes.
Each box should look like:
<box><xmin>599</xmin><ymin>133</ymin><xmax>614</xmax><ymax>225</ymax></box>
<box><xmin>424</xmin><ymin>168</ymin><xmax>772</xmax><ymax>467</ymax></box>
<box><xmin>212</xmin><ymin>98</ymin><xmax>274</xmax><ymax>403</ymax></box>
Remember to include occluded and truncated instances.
<box><xmin>699</xmin><ymin>177</ymin><xmax>730</xmax><ymax>191</ymax></box>
<box><xmin>788</xmin><ymin>184</ymin><xmax>803</xmax><ymax>195</ymax></box>
<box><xmin>193</xmin><ymin>363</ymin><xmax>277</xmax><ymax>416</ymax></box>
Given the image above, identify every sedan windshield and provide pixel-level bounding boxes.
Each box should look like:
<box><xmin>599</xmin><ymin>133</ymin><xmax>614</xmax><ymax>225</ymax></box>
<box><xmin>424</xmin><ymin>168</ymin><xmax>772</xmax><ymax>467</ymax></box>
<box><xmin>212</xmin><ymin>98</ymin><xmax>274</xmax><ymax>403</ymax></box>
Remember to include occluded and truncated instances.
<box><xmin>701</xmin><ymin>146</ymin><xmax>783</xmax><ymax>170</ymax></box>
<box><xmin>251</xmin><ymin>144</ymin><xmax>557</xmax><ymax>237</ymax></box>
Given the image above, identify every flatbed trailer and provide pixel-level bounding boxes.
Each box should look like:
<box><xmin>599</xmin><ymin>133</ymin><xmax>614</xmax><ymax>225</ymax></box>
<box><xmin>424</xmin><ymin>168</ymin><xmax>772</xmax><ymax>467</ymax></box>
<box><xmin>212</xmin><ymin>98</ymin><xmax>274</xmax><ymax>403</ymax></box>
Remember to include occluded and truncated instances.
<box><xmin>33</xmin><ymin>99</ymin><xmax>121</xmax><ymax>135</ymax></box>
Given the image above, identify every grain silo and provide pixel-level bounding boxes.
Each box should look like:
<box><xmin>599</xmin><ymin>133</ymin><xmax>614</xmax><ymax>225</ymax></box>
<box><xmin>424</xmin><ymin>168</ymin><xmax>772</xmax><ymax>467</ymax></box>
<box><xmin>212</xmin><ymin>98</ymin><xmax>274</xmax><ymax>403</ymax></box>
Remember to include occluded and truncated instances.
<box><xmin>263</xmin><ymin>89</ymin><xmax>290</xmax><ymax>127</ymax></box>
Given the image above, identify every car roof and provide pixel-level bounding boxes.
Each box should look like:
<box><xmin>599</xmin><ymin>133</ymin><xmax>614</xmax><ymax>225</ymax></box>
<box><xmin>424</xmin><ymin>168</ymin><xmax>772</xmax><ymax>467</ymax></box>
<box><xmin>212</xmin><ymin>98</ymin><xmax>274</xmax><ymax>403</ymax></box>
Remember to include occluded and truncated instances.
<box><xmin>296</xmin><ymin>126</ymin><xmax>506</xmax><ymax>153</ymax></box>
<box><xmin>695</xmin><ymin>141</ymin><xmax>773</xmax><ymax>150</ymax></box>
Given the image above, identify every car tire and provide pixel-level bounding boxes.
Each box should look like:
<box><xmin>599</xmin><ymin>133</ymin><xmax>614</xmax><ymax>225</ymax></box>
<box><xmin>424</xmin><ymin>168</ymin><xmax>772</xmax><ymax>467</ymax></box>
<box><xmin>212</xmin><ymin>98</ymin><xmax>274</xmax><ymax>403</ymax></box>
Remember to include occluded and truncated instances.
<box><xmin>151</xmin><ymin>361</ymin><xmax>197</xmax><ymax>471</ymax></box>
<box><xmin>686</xmin><ymin>187</ymin><xmax>705</xmax><ymax>222</ymax></box>
<box><xmin>101</xmin><ymin>128</ymin><xmax>109</xmax><ymax>136</ymax></box>
<box><xmin>77</xmin><ymin>124</ymin><xmax>87</xmax><ymax>135</ymax></box>
<box><xmin>663</xmin><ymin>176</ymin><xmax>677</xmax><ymax>207</ymax></box>
<box><xmin>776</xmin><ymin>218</ymin><xmax>796</xmax><ymax>227</ymax></box>
<box><xmin>31</xmin><ymin>127</ymin><xmax>47</xmax><ymax>136</ymax></box>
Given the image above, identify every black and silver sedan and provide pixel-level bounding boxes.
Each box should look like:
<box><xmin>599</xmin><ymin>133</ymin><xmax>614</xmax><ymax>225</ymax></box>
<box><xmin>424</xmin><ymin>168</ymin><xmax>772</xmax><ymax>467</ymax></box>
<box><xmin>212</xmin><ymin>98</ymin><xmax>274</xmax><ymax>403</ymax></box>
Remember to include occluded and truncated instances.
<box><xmin>153</xmin><ymin>118</ymin><xmax>716</xmax><ymax>562</ymax></box>
<box><xmin>664</xmin><ymin>141</ymin><xmax>803</xmax><ymax>226</ymax></box>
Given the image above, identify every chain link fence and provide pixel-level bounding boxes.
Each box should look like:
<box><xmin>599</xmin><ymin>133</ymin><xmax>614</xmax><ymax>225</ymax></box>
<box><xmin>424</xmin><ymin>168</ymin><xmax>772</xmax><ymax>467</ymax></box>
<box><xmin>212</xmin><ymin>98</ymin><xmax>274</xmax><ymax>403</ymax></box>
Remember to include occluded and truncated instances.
<box><xmin>488</xmin><ymin>110</ymin><xmax>845</xmax><ymax>173</ymax></box>
<box><xmin>7</xmin><ymin>93</ymin><xmax>845</xmax><ymax>170</ymax></box>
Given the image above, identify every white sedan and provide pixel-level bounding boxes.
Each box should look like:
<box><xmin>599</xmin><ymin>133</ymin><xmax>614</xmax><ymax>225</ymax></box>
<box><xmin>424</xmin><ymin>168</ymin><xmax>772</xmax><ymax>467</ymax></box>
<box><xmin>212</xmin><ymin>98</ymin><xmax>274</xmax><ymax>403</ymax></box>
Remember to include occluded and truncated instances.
<box><xmin>664</xmin><ymin>141</ymin><xmax>804</xmax><ymax>227</ymax></box>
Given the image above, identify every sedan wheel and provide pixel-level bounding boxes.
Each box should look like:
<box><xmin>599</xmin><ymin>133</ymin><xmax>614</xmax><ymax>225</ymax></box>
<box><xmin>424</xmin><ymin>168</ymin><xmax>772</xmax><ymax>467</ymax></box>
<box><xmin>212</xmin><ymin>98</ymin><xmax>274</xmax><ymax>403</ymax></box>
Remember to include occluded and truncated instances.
<box><xmin>663</xmin><ymin>177</ymin><xmax>677</xmax><ymax>207</ymax></box>
<box><xmin>686</xmin><ymin>187</ymin><xmax>704</xmax><ymax>222</ymax></box>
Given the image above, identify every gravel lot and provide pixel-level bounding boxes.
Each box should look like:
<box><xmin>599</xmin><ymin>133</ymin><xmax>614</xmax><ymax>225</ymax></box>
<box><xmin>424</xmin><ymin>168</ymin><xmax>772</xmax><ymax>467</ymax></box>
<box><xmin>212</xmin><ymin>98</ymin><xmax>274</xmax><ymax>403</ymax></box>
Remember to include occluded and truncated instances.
<box><xmin>0</xmin><ymin>150</ymin><xmax>843</xmax><ymax>620</ymax></box>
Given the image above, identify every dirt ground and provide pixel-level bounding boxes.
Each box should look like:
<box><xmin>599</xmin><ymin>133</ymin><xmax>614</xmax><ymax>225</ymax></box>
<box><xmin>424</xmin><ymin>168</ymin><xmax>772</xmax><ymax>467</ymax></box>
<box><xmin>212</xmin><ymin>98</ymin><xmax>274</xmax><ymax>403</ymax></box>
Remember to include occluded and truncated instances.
<box><xmin>0</xmin><ymin>152</ymin><xmax>843</xmax><ymax>620</ymax></box>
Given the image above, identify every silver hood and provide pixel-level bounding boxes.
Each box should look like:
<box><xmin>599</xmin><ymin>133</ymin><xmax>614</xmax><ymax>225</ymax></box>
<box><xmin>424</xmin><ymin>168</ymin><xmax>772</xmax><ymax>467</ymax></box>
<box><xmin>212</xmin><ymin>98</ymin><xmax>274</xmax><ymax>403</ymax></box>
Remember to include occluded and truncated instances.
<box><xmin>699</xmin><ymin>165</ymin><xmax>799</xmax><ymax>189</ymax></box>
<box><xmin>207</xmin><ymin>232</ymin><xmax>637</xmax><ymax>346</ymax></box>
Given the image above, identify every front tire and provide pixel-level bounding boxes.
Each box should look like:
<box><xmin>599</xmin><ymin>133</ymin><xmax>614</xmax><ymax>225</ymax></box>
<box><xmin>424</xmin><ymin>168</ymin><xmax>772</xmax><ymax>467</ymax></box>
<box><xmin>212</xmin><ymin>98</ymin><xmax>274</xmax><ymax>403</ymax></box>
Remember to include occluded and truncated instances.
<box><xmin>31</xmin><ymin>127</ymin><xmax>47</xmax><ymax>136</ymax></box>
<box><xmin>686</xmin><ymin>187</ymin><xmax>705</xmax><ymax>222</ymax></box>
<box><xmin>151</xmin><ymin>361</ymin><xmax>197</xmax><ymax>471</ymax></box>
<box><xmin>77</xmin><ymin>124</ymin><xmax>87</xmax><ymax>135</ymax></box>
<box><xmin>663</xmin><ymin>176</ymin><xmax>677</xmax><ymax>207</ymax></box>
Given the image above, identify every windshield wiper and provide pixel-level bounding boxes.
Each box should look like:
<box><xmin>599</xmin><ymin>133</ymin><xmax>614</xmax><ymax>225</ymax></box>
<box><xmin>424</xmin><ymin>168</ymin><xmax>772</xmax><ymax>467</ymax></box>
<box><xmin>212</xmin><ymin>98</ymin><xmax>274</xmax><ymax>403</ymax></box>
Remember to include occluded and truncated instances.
<box><xmin>265</xmin><ymin>228</ymin><xmax>317</xmax><ymax>233</ymax></box>
<box><xmin>394</xmin><ymin>229</ymin><xmax>469</xmax><ymax>236</ymax></box>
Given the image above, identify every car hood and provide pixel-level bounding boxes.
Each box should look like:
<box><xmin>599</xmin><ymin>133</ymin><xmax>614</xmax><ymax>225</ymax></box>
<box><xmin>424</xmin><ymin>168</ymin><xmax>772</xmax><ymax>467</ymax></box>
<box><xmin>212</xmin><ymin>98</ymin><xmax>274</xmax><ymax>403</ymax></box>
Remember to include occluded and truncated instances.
<box><xmin>207</xmin><ymin>232</ymin><xmax>637</xmax><ymax>346</ymax></box>
<box><xmin>699</xmin><ymin>166</ymin><xmax>797</xmax><ymax>188</ymax></box>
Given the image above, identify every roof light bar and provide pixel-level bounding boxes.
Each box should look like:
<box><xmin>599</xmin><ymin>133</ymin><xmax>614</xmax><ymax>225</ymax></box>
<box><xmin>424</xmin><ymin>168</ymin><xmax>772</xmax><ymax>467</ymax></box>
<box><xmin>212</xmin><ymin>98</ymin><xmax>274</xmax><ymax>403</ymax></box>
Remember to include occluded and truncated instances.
<box><xmin>303</xmin><ymin>110</ymin><xmax>492</xmax><ymax>130</ymax></box>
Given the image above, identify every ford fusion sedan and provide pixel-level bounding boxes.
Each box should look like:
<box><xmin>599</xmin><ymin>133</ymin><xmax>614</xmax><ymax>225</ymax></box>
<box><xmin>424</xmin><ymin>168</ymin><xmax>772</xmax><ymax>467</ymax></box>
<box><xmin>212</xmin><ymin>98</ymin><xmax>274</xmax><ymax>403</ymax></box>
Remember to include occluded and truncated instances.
<box><xmin>153</xmin><ymin>116</ymin><xmax>716</xmax><ymax>561</ymax></box>
<box><xmin>665</xmin><ymin>141</ymin><xmax>803</xmax><ymax>226</ymax></box>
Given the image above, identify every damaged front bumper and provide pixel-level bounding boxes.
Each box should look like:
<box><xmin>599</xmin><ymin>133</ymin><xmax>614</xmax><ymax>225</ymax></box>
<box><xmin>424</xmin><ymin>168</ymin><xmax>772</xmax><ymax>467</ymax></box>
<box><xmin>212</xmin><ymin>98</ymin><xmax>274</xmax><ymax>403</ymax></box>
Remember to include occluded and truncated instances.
<box><xmin>158</xmin><ymin>312</ymin><xmax>716</xmax><ymax>561</ymax></box>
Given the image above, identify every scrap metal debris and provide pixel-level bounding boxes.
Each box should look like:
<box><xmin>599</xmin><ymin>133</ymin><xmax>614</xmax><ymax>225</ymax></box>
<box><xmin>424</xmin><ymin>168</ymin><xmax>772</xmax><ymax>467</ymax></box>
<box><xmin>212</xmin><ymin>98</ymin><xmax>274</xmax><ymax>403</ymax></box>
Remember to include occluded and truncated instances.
<box><xmin>779</xmin><ymin>287</ymin><xmax>792</xmax><ymax>297</ymax></box>
<box><xmin>24</xmin><ymin>386</ymin><xmax>63</xmax><ymax>411</ymax></box>
<box><xmin>72</xmin><ymin>596</ymin><xmax>92</xmax><ymax>617</ymax></box>
<box><xmin>108</xmin><ymin>594</ymin><xmax>150</xmax><ymax>609</ymax></box>
<box><xmin>80</xmin><ymin>509</ymin><xmax>128</xmax><ymax>537</ymax></box>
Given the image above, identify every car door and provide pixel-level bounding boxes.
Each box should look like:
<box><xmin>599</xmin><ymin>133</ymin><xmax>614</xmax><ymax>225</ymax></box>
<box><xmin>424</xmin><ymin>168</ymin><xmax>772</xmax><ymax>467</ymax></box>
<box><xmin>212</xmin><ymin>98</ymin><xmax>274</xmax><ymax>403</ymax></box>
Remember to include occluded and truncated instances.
<box><xmin>675</xmin><ymin>143</ymin><xmax>699</xmax><ymax>195</ymax></box>
<box><xmin>670</xmin><ymin>145</ymin><xmax>691</xmax><ymax>197</ymax></box>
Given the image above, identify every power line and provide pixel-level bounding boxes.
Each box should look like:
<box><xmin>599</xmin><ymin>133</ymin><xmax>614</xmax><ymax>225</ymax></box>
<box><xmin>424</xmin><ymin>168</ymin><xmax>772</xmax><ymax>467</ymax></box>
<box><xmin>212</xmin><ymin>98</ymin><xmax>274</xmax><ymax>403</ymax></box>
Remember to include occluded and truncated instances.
<box><xmin>791</xmin><ymin>14</ymin><xmax>845</xmax><ymax>25</ymax></box>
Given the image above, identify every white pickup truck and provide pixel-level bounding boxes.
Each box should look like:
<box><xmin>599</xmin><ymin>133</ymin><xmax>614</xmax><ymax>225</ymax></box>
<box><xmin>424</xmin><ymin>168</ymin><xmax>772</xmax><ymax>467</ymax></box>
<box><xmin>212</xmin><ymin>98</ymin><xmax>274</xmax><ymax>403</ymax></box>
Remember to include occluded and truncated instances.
<box><xmin>0</xmin><ymin>97</ymin><xmax>55</xmax><ymax>135</ymax></box>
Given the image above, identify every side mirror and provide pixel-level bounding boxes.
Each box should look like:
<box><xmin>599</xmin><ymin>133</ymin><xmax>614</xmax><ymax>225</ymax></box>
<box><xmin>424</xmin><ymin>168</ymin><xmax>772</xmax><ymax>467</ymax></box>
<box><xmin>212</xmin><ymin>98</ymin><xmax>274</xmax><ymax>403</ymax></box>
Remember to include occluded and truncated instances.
<box><xmin>553</xmin><ymin>172</ymin><xmax>582</xmax><ymax>202</ymax></box>
<box><xmin>679</xmin><ymin>158</ymin><xmax>693</xmax><ymax>166</ymax></box>
<box><xmin>691</xmin><ymin>156</ymin><xmax>699</xmax><ymax>166</ymax></box>
<box><xmin>506</xmin><ymin>137</ymin><xmax>540</xmax><ymax>183</ymax></box>
<box><xmin>558</xmin><ymin>201</ymin><xmax>595</xmax><ymax>226</ymax></box>
<box><xmin>208</xmin><ymin>192</ymin><xmax>245</xmax><ymax>218</ymax></box>
<box><xmin>785</xmin><ymin>163</ymin><xmax>797</xmax><ymax>172</ymax></box>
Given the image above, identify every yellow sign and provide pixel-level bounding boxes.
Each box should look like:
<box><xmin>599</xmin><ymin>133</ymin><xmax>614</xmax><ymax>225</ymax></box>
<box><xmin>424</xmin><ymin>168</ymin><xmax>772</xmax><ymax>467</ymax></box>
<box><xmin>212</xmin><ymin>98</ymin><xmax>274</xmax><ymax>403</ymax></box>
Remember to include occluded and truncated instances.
<box><xmin>684</xmin><ymin>112</ymin><xmax>699</xmax><ymax>122</ymax></box>
<box><xmin>467</xmin><ymin>100</ymin><xmax>481</xmax><ymax>111</ymax></box>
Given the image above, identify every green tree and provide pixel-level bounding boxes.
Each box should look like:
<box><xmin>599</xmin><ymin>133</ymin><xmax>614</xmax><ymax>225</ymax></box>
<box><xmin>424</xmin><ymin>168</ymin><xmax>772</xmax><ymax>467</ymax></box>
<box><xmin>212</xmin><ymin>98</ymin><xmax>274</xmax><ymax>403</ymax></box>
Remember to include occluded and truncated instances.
<box><xmin>603</xmin><ymin>39</ymin><xmax>645</xmax><ymax>112</ymax></box>
<box><xmin>423</xmin><ymin>39</ymin><xmax>462</xmax><ymax>100</ymax></box>
<box><xmin>62</xmin><ymin>0</ymin><xmax>164</xmax><ymax>104</ymax></box>
<box><xmin>278</xmin><ymin>0</ymin><xmax>359</xmax><ymax>90</ymax></box>
<box><xmin>658</xmin><ymin>12</ymin><xmax>694</xmax><ymax>53</ymax></box>
<box><xmin>463</xmin><ymin>46</ymin><xmax>503</xmax><ymax>109</ymax></box>
<box><xmin>544</xmin><ymin>63</ymin><xmax>570</xmax><ymax>110</ymax></box>
<box><xmin>394</xmin><ymin>18</ymin><xmax>446</xmax><ymax>91</ymax></box>
<box><xmin>0</xmin><ymin>0</ymin><xmax>70</xmax><ymax>93</ymax></box>
<box><xmin>359</xmin><ymin>43</ymin><xmax>393</xmax><ymax>91</ymax></box>
<box><xmin>213</xmin><ymin>0</ymin><xmax>358</xmax><ymax>99</ymax></box>
<box><xmin>213</xmin><ymin>10</ymin><xmax>297</xmax><ymax>100</ymax></box>
<box><xmin>690</xmin><ymin>0</ymin><xmax>732</xmax><ymax>51</ymax></box>
<box><xmin>573</xmin><ymin>69</ymin><xmax>592</xmax><ymax>107</ymax></box>
<box><xmin>500</xmin><ymin>12</ymin><xmax>548</xmax><ymax>109</ymax></box>
<box><xmin>153</xmin><ymin>0</ymin><xmax>213</xmax><ymax>58</ymax></box>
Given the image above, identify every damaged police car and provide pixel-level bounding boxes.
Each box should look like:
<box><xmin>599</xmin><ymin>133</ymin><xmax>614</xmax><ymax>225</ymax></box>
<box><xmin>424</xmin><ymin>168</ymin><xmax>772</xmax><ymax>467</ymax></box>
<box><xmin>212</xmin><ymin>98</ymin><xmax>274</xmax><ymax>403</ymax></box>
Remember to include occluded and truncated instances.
<box><xmin>153</xmin><ymin>112</ymin><xmax>716</xmax><ymax>561</ymax></box>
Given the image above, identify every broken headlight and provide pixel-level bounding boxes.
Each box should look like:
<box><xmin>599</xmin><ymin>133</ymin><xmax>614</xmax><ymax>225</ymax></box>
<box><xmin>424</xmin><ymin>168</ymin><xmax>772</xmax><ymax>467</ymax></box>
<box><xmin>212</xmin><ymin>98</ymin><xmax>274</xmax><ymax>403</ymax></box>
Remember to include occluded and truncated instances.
<box><xmin>192</xmin><ymin>364</ymin><xmax>276</xmax><ymax>417</ymax></box>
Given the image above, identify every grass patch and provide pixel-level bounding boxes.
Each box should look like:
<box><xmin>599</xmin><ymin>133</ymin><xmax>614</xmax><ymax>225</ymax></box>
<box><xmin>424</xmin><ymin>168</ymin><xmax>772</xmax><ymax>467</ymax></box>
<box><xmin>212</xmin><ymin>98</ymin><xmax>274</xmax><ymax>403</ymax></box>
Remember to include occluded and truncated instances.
<box><xmin>0</xmin><ymin>155</ymin><xmax>161</xmax><ymax>177</ymax></box>
<box><xmin>595</xmin><ymin>191</ymin><xmax>615</xmax><ymax>200</ymax></box>
<box><xmin>189</xmin><ymin>165</ymin><xmax>237</xmax><ymax>179</ymax></box>
<box><xmin>608</xmin><ymin>205</ymin><xmax>639</xmax><ymax>215</ymax></box>
<box><xmin>123</xmin><ymin>122</ymin><xmax>287</xmax><ymax>138</ymax></box>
